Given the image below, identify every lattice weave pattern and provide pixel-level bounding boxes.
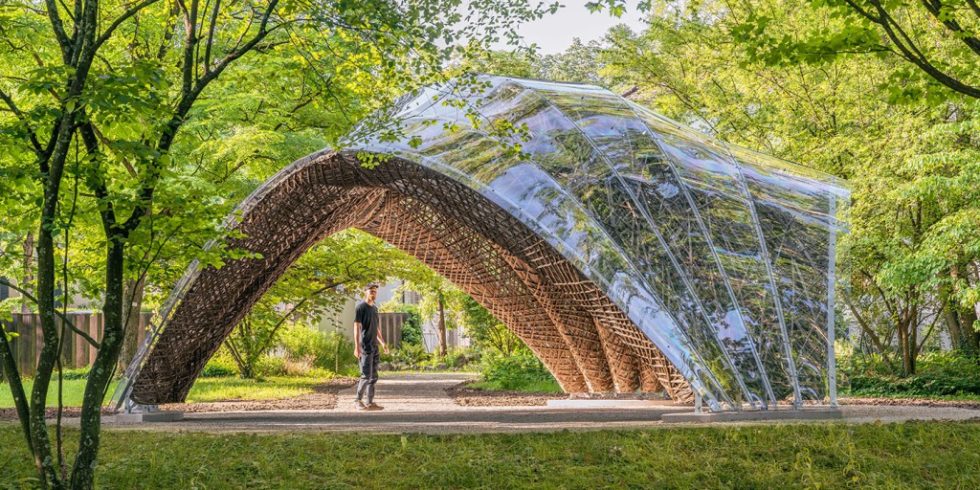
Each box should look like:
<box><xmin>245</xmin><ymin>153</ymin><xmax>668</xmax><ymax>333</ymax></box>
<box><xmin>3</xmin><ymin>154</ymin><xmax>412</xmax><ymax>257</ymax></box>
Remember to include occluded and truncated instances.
<box><xmin>131</xmin><ymin>153</ymin><xmax>693</xmax><ymax>404</ymax></box>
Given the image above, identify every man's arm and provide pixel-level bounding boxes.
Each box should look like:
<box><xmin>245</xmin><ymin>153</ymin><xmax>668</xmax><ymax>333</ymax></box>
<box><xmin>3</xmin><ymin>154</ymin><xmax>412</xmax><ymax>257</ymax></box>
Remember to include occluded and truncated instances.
<box><xmin>376</xmin><ymin>327</ymin><xmax>388</xmax><ymax>354</ymax></box>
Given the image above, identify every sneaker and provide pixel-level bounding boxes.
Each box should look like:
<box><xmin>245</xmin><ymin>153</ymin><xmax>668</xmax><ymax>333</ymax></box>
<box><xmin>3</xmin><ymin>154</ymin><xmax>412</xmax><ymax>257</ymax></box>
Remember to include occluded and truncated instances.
<box><xmin>354</xmin><ymin>400</ymin><xmax>367</xmax><ymax>411</ymax></box>
<box><xmin>365</xmin><ymin>403</ymin><xmax>384</xmax><ymax>411</ymax></box>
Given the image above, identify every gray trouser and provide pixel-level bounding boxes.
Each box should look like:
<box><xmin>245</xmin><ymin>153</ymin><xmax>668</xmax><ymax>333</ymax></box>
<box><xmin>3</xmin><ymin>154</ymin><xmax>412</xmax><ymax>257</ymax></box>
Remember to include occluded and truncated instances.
<box><xmin>356</xmin><ymin>347</ymin><xmax>380</xmax><ymax>403</ymax></box>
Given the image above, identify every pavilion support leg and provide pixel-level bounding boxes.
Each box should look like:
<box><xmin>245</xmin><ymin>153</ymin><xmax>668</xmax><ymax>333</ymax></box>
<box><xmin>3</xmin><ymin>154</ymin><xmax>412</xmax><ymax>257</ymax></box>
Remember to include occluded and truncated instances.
<box><xmin>593</xmin><ymin>319</ymin><xmax>640</xmax><ymax>393</ymax></box>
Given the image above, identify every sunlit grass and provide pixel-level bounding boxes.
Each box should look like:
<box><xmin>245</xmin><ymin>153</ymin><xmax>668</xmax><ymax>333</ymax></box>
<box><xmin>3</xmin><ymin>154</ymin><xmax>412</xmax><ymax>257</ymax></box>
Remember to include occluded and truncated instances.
<box><xmin>3</xmin><ymin>422</ymin><xmax>980</xmax><ymax>488</ymax></box>
<box><xmin>0</xmin><ymin>375</ymin><xmax>333</xmax><ymax>408</ymax></box>
<box><xmin>184</xmin><ymin>376</ymin><xmax>326</xmax><ymax>403</ymax></box>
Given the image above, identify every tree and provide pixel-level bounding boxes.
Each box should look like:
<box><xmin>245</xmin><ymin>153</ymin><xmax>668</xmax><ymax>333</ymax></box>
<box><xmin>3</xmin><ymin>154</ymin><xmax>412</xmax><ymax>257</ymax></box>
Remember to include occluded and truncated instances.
<box><xmin>590</xmin><ymin>0</ymin><xmax>980</xmax><ymax>99</ymax></box>
<box><xmin>0</xmin><ymin>1</ymin><xmax>559</xmax><ymax>487</ymax></box>
<box><xmin>224</xmin><ymin>229</ymin><xmax>422</xmax><ymax>377</ymax></box>
<box><xmin>458</xmin><ymin>295</ymin><xmax>524</xmax><ymax>356</ymax></box>
<box><xmin>595</xmin><ymin>0</ymin><xmax>980</xmax><ymax>374</ymax></box>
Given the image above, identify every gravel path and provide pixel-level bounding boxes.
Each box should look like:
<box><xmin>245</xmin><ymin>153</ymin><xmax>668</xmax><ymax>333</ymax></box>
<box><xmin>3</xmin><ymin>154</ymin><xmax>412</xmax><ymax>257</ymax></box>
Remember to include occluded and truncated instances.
<box><xmin>92</xmin><ymin>373</ymin><xmax>980</xmax><ymax>434</ymax></box>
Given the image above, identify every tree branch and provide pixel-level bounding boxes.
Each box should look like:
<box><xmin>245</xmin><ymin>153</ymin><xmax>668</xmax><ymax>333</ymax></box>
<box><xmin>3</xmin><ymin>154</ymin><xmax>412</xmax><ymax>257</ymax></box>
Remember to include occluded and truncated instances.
<box><xmin>863</xmin><ymin>0</ymin><xmax>980</xmax><ymax>98</ymax></box>
<box><xmin>95</xmin><ymin>0</ymin><xmax>165</xmax><ymax>51</ymax></box>
<box><xmin>44</xmin><ymin>0</ymin><xmax>73</xmax><ymax>62</ymax></box>
<box><xmin>0</xmin><ymin>279</ymin><xmax>100</xmax><ymax>349</ymax></box>
<box><xmin>0</xmin><ymin>88</ymin><xmax>43</xmax><ymax>156</ymax></box>
<box><xmin>920</xmin><ymin>0</ymin><xmax>980</xmax><ymax>56</ymax></box>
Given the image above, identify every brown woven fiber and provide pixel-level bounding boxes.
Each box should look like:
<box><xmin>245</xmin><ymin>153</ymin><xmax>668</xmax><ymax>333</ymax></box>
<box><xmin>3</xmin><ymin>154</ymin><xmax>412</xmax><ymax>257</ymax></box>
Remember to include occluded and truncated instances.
<box><xmin>130</xmin><ymin>152</ymin><xmax>694</xmax><ymax>404</ymax></box>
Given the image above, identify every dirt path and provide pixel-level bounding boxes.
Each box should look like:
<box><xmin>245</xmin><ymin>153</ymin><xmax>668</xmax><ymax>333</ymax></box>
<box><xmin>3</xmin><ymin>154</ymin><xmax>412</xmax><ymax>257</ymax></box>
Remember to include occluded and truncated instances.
<box><xmin>334</xmin><ymin>372</ymin><xmax>474</xmax><ymax>412</ymax></box>
<box><xmin>15</xmin><ymin>374</ymin><xmax>979</xmax><ymax>434</ymax></box>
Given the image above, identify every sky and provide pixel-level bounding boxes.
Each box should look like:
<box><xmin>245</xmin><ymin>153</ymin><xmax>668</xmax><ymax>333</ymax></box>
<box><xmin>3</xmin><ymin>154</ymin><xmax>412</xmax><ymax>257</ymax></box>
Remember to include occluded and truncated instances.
<box><xmin>508</xmin><ymin>1</ymin><xmax>649</xmax><ymax>54</ymax></box>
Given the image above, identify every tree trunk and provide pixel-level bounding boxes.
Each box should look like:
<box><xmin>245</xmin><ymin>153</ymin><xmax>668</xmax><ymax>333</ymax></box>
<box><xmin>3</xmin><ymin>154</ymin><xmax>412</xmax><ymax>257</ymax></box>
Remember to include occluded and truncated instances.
<box><xmin>437</xmin><ymin>291</ymin><xmax>447</xmax><ymax>357</ymax></box>
<box><xmin>117</xmin><ymin>277</ymin><xmax>146</xmax><ymax>372</ymax></box>
<box><xmin>897</xmin><ymin>318</ymin><xmax>913</xmax><ymax>376</ymax></box>
<box><xmin>0</xmin><ymin>323</ymin><xmax>32</xmax><ymax>453</ymax></box>
<box><xmin>21</xmin><ymin>232</ymin><xmax>33</xmax><ymax>314</ymax></box>
<box><xmin>32</xmin><ymin>160</ymin><xmax>72</xmax><ymax>489</ymax></box>
<box><xmin>950</xmin><ymin>264</ymin><xmax>980</xmax><ymax>354</ymax></box>
<box><xmin>70</xmin><ymin>238</ymin><xmax>126</xmax><ymax>489</ymax></box>
<box><xmin>961</xmin><ymin>306</ymin><xmax>979</xmax><ymax>354</ymax></box>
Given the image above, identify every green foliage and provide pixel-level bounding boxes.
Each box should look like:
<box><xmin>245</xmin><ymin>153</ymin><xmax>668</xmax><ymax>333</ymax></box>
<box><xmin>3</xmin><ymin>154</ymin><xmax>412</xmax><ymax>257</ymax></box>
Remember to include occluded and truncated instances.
<box><xmin>279</xmin><ymin>326</ymin><xmax>357</xmax><ymax>376</ymax></box>
<box><xmin>383</xmin><ymin>303</ymin><xmax>423</xmax><ymax>346</ymax></box>
<box><xmin>57</xmin><ymin>367</ymin><xmax>91</xmax><ymax>381</ymax></box>
<box><xmin>201</xmin><ymin>353</ymin><xmax>239</xmax><ymax>378</ymax></box>
<box><xmin>841</xmin><ymin>352</ymin><xmax>980</xmax><ymax>398</ymax></box>
<box><xmin>459</xmin><ymin>296</ymin><xmax>523</xmax><ymax>357</ymax></box>
<box><xmin>480</xmin><ymin>351</ymin><xmax>557</xmax><ymax>391</ymax></box>
<box><xmin>390</xmin><ymin>344</ymin><xmax>432</xmax><ymax>370</ymax></box>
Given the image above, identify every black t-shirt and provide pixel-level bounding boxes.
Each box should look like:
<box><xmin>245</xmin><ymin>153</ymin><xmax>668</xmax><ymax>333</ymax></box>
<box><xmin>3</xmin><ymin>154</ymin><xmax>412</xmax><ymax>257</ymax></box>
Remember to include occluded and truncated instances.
<box><xmin>355</xmin><ymin>301</ymin><xmax>380</xmax><ymax>349</ymax></box>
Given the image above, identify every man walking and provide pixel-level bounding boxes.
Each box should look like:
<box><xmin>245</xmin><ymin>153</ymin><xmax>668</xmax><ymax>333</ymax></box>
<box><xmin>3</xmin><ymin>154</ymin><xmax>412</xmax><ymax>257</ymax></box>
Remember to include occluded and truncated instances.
<box><xmin>354</xmin><ymin>283</ymin><xmax>388</xmax><ymax>410</ymax></box>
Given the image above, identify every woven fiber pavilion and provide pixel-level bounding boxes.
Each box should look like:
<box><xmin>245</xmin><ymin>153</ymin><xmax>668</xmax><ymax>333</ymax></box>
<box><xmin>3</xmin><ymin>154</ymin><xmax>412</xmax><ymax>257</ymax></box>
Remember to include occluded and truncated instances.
<box><xmin>113</xmin><ymin>76</ymin><xmax>848</xmax><ymax>412</ymax></box>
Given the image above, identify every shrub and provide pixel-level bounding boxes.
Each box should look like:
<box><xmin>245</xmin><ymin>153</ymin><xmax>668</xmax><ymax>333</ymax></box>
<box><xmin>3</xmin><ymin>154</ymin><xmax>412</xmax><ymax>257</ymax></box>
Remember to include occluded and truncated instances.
<box><xmin>392</xmin><ymin>343</ymin><xmax>430</xmax><ymax>369</ymax></box>
<box><xmin>841</xmin><ymin>352</ymin><xmax>980</xmax><ymax>398</ymax></box>
<box><xmin>58</xmin><ymin>367</ymin><xmax>91</xmax><ymax>380</ymax></box>
<box><xmin>481</xmin><ymin>351</ymin><xmax>556</xmax><ymax>391</ymax></box>
<box><xmin>201</xmin><ymin>353</ymin><xmax>239</xmax><ymax>378</ymax></box>
<box><xmin>390</xmin><ymin>304</ymin><xmax>423</xmax><ymax>346</ymax></box>
<box><xmin>279</xmin><ymin>325</ymin><xmax>357</xmax><ymax>376</ymax></box>
<box><xmin>255</xmin><ymin>355</ymin><xmax>287</xmax><ymax>377</ymax></box>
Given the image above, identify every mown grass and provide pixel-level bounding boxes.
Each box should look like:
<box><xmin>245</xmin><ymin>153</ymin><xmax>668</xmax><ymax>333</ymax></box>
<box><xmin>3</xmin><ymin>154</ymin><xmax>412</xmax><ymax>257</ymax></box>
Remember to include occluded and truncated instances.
<box><xmin>183</xmin><ymin>376</ymin><xmax>323</xmax><ymax>403</ymax></box>
<box><xmin>2</xmin><ymin>422</ymin><xmax>980</xmax><ymax>488</ymax></box>
<box><xmin>0</xmin><ymin>379</ymin><xmax>118</xmax><ymax>408</ymax></box>
<box><xmin>0</xmin><ymin>376</ymin><xmax>325</xmax><ymax>408</ymax></box>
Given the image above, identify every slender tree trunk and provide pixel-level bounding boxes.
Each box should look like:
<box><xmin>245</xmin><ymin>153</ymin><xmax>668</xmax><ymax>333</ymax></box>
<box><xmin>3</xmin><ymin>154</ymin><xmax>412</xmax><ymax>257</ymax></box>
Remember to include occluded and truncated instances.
<box><xmin>0</xmin><ymin>323</ymin><xmax>32</xmax><ymax>453</ymax></box>
<box><xmin>437</xmin><ymin>291</ymin><xmax>447</xmax><ymax>357</ymax></box>
<box><xmin>897</xmin><ymin>318</ymin><xmax>913</xmax><ymax>376</ymax></box>
<box><xmin>32</xmin><ymin>135</ymin><xmax>74</xmax><ymax>488</ymax></box>
<box><xmin>21</xmin><ymin>232</ymin><xmax>33</xmax><ymax>314</ymax></box>
<box><xmin>950</xmin><ymin>264</ymin><xmax>980</xmax><ymax>354</ymax></box>
<box><xmin>117</xmin><ymin>277</ymin><xmax>145</xmax><ymax>372</ymax></box>
<box><xmin>70</xmin><ymin>238</ymin><xmax>127</xmax><ymax>489</ymax></box>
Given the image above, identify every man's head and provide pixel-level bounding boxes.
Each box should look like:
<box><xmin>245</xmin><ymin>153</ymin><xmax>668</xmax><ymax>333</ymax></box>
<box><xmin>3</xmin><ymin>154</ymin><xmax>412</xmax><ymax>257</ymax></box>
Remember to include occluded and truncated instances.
<box><xmin>364</xmin><ymin>283</ymin><xmax>379</xmax><ymax>303</ymax></box>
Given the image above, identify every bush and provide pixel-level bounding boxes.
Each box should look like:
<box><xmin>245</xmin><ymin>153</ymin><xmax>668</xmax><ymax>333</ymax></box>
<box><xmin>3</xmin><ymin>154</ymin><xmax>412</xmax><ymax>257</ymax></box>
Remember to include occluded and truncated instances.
<box><xmin>58</xmin><ymin>367</ymin><xmax>91</xmax><ymax>380</ymax></box>
<box><xmin>279</xmin><ymin>325</ymin><xmax>357</xmax><ymax>376</ymax></box>
<box><xmin>255</xmin><ymin>355</ymin><xmax>287</xmax><ymax>377</ymax></box>
<box><xmin>480</xmin><ymin>351</ymin><xmax>556</xmax><ymax>391</ymax></box>
<box><xmin>201</xmin><ymin>353</ymin><xmax>239</xmax><ymax>378</ymax></box>
<box><xmin>841</xmin><ymin>352</ymin><xmax>980</xmax><ymax>398</ymax></box>
<box><xmin>391</xmin><ymin>304</ymin><xmax>423</xmax><ymax>346</ymax></box>
<box><xmin>420</xmin><ymin>347</ymin><xmax>478</xmax><ymax>371</ymax></box>
<box><xmin>391</xmin><ymin>343</ymin><xmax>430</xmax><ymax>369</ymax></box>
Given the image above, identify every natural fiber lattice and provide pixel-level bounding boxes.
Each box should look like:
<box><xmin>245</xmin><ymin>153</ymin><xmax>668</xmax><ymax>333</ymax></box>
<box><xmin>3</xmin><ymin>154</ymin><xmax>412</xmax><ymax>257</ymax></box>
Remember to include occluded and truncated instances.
<box><xmin>118</xmin><ymin>76</ymin><xmax>847</xmax><ymax>412</ymax></box>
<box><xmin>127</xmin><ymin>153</ymin><xmax>692</xmax><ymax>403</ymax></box>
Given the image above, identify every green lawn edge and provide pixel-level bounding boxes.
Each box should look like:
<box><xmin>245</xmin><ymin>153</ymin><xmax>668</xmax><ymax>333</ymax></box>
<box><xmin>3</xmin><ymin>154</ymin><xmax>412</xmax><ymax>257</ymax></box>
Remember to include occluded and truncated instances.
<box><xmin>3</xmin><ymin>422</ymin><xmax>980</xmax><ymax>488</ymax></box>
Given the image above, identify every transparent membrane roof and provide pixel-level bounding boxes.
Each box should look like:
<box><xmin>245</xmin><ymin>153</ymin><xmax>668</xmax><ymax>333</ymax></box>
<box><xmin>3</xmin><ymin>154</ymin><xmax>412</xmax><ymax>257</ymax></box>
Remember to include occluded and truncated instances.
<box><xmin>349</xmin><ymin>75</ymin><xmax>849</xmax><ymax>410</ymax></box>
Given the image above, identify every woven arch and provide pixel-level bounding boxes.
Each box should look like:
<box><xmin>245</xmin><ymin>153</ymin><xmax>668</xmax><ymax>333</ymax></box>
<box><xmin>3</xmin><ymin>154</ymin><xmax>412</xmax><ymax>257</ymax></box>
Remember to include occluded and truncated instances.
<box><xmin>126</xmin><ymin>153</ymin><xmax>692</xmax><ymax>404</ymax></box>
<box><xmin>118</xmin><ymin>75</ymin><xmax>847</xmax><ymax>411</ymax></box>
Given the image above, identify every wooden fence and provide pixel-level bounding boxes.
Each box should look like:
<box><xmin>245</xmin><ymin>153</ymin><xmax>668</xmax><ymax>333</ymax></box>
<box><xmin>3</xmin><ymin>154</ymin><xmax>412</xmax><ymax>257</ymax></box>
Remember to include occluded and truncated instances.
<box><xmin>2</xmin><ymin>312</ymin><xmax>153</xmax><ymax>376</ymax></box>
<box><xmin>378</xmin><ymin>312</ymin><xmax>407</xmax><ymax>349</ymax></box>
<box><xmin>3</xmin><ymin>311</ymin><xmax>407</xmax><ymax>376</ymax></box>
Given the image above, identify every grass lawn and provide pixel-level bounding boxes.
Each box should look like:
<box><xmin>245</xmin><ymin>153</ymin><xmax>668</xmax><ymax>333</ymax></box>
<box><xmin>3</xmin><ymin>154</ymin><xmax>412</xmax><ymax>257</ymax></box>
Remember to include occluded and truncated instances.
<box><xmin>2</xmin><ymin>422</ymin><xmax>980</xmax><ymax>487</ymax></box>
<box><xmin>0</xmin><ymin>376</ymin><xmax>328</xmax><ymax>408</ymax></box>
<box><xmin>0</xmin><ymin>378</ymin><xmax>119</xmax><ymax>408</ymax></box>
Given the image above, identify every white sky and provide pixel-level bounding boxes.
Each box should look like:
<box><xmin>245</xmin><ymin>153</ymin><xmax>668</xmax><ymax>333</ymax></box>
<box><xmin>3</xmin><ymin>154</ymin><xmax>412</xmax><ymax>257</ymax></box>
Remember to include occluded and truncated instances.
<box><xmin>505</xmin><ymin>1</ymin><xmax>649</xmax><ymax>54</ymax></box>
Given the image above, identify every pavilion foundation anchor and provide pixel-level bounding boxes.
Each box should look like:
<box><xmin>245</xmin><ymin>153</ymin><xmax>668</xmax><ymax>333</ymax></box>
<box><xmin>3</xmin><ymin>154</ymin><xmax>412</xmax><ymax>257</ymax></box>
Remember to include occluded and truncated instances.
<box><xmin>104</xmin><ymin>400</ymin><xmax>184</xmax><ymax>424</ymax></box>
<box><xmin>660</xmin><ymin>406</ymin><xmax>843</xmax><ymax>424</ymax></box>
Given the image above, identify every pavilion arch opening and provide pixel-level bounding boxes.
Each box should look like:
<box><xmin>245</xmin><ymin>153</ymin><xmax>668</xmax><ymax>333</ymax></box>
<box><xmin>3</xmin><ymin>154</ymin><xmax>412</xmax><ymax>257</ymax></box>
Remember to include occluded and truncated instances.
<box><xmin>117</xmin><ymin>152</ymin><xmax>693</xmax><ymax>408</ymax></box>
<box><xmin>116</xmin><ymin>75</ymin><xmax>846</xmax><ymax>413</ymax></box>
